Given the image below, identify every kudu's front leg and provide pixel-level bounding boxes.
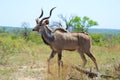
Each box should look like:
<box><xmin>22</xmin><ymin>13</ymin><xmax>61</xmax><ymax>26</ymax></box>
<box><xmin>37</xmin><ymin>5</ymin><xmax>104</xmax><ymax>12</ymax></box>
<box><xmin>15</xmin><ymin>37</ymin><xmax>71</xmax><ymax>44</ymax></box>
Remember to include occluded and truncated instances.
<box><xmin>47</xmin><ymin>50</ymin><xmax>57</xmax><ymax>74</ymax></box>
<box><xmin>58</xmin><ymin>50</ymin><xmax>63</xmax><ymax>76</ymax></box>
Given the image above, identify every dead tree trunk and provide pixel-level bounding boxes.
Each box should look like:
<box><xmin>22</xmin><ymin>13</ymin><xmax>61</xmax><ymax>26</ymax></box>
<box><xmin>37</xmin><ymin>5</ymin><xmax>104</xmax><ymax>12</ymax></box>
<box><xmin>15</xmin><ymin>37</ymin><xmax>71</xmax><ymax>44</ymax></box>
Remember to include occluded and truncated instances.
<box><xmin>67</xmin><ymin>65</ymin><xmax>119</xmax><ymax>80</ymax></box>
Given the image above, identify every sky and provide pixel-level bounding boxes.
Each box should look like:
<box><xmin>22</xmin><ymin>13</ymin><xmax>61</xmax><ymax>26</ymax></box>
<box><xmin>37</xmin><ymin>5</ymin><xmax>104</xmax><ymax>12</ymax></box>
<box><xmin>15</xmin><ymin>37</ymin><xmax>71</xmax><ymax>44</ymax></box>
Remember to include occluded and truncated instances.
<box><xmin>0</xmin><ymin>0</ymin><xmax>120</xmax><ymax>29</ymax></box>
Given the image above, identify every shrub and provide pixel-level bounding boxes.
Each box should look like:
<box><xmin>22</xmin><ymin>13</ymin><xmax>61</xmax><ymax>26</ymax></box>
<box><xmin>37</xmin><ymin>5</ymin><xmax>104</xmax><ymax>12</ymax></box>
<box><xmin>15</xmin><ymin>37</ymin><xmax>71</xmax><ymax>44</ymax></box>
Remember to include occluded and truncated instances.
<box><xmin>91</xmin><ymin>33</ymin><xmax>120</xmax><ymax>46</ymax></box>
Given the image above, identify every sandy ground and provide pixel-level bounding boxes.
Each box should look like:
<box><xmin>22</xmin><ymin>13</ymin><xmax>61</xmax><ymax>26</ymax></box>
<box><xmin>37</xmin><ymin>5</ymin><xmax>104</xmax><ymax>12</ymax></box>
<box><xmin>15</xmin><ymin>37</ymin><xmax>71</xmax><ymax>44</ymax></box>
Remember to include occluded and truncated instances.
<box><xmin>17</xmin><ymin>63</ymin><xmax>46</xmax><ymax>80</ymax></box>
<box><xmin>0</xmin><ymin>62</ymin><xmax>47</xmax><ymax>80</ymax></box>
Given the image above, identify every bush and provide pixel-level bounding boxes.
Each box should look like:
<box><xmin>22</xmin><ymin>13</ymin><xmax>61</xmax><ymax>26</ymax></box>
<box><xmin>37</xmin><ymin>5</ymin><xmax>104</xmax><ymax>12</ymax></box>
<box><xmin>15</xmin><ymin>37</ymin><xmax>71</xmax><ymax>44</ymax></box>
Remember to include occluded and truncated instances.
<box><xmin>28</xmin><ymin>32</ymin><xmax>43</xmax><ymax>45</ymax></box>
<box><xmin>0</xmin><ymin>33</ymin><xmax>28</xmax><ymax>64</ymax></box>
<box><xmin>91</xmin><ymin>33</ymin><xmax>120</xmax><ymax>46</ymax></box>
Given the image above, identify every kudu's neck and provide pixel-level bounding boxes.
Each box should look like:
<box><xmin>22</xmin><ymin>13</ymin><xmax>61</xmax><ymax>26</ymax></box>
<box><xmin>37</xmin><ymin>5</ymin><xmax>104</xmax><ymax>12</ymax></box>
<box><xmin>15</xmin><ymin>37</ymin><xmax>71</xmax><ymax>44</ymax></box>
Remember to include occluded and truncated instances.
<box><xmin>41</xmin><ymin>26</ymin><xmax>54</xmax><ymax>45</ymax></box>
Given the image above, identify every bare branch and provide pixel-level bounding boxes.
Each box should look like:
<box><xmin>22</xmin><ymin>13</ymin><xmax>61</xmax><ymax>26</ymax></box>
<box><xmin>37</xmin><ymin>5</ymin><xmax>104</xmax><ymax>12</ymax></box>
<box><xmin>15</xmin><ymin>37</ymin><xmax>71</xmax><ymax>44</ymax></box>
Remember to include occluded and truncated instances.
<box><xmin>58</xmin><ymin>14</ymin><xmax>74</xmax><ymax>30</ymax></box>
<box><xmin>71</xmin><ymin>65</ymin><xmax>118</xmax><ymax>79</ymax></box>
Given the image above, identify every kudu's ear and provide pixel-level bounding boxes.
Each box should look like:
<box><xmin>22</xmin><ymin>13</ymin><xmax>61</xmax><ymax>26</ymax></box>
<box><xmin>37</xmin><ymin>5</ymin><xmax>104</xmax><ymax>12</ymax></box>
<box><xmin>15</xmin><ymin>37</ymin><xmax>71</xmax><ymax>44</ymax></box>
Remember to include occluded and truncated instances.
<box><xmin>44</xmin><ymin>19</ymin><xmax>49</xmax><ymax>25</ymax></box>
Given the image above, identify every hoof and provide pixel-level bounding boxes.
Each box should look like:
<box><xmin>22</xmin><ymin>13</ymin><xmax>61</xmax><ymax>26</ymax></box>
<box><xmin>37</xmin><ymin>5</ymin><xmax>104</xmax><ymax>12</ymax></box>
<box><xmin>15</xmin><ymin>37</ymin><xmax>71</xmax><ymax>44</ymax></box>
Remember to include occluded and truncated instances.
<box><xmin>60</xmin><ymin>61</ymin><xmax>63</xmax><ymax>67</ymax></box>
<box><xmin>48</xmin><ymin>70</ymin><xmax>53</xmax><ymax>75</ymax></box>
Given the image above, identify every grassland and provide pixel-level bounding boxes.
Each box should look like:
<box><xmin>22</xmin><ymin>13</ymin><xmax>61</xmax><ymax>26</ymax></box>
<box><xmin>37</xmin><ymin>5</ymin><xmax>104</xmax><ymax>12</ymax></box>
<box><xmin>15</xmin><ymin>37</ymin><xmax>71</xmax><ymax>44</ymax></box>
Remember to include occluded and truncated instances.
<box><xmin>0</xmin><ymin>32</ymin><xmax>120</xmax><ymax>80</ymax></box>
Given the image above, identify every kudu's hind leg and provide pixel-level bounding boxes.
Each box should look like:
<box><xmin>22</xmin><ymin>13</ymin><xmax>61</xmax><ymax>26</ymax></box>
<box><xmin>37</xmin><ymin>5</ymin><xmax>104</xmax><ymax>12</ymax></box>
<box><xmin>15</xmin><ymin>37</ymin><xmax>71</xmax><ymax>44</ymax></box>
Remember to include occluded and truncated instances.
<box><xmin>85</xmin><ymin>51</ymin><xmax>98</xmax><ymax>71</ymax></box>
<box><xmin>78</xmin><ymin>50</ymin><xmax>87</xmax><ymax>67</ymax></box>
<box><xmin>47</xmin><ymin>50</ymin><xmax>57</xmax><ymax>73</ymax></box>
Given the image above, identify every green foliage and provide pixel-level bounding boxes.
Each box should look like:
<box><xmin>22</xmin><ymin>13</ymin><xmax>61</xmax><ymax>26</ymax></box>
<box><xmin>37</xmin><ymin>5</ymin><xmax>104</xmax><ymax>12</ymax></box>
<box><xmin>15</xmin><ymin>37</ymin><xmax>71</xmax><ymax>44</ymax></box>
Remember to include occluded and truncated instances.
<box><xmin>58</xmin><ymin>15</ymin><xmax>98</xmax><ymax>32</ymax></box>
<box><xmin>91</xmin><ymin>34</ymin><xmax>104</xmax><ymax>46</ymax></box>
<box><xmin>0</xmin><ymin>33</ymin><xmax>22</xmax><ymax>64</ymax></box>
<box><xmin>67</xmin><ymin>16</ymin><xmax>98</xmax><ymax>32</ymax></box>
<box><xmin>0</xmin><ymin>27</ymin><xmax>7</xmax><ymax>33</ymax></box>
<box><xmin>28</xmin><ymin>32</ymin><xmax>43</xmax><ymax>45</ymax></box>
<box><xmin>91</xmin><ymin>33</ymin><xmax>120</xmax><ymax>46</ymax></box>
<box><xmin>0</xmin><ymin>32</ymin><xmax>43</xmax><ymax>64</ymax></box>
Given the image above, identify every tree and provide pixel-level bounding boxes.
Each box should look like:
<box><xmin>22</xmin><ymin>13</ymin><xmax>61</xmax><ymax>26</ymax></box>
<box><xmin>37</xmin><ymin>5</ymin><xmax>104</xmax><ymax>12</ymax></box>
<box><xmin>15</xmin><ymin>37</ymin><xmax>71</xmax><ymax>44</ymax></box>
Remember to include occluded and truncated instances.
<box><xmin>70</xmin><ymin>16</ymin><xmax>98</xmax><ymax>32</ymax></box>
<box><xmin>58</xmin><ymin>15</ymin><xmax>98</xmax><ymax>32</ymax></box>
<box><xmin>21</xmin><ymin>22</ymin><xmax>31</xmax><ymax>41</ymax></box>
<box><xmin>0</xmin><ymin>27</ymin><xmax>6</xmax><ymax>33</ymax></box>
<box><xmin>58</xmin><ymin>15</ymin><xmax>74</xmax><ymax>30</ymax></box>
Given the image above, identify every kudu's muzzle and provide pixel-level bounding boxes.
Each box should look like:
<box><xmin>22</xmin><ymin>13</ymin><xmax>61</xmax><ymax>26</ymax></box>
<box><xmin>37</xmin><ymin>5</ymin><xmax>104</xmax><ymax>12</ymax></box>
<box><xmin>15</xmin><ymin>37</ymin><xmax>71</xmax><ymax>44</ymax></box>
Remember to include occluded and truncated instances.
<box><xmin>32</xmin><ymin>29</ymin><xmax>35</xmax><ymax>31</ymax></box>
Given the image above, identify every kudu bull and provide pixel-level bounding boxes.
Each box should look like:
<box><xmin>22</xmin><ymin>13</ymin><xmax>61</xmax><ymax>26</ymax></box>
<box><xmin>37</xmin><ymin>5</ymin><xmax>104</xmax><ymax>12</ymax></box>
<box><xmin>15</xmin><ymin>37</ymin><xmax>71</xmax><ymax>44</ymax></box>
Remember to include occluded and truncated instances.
<box><xmin>32</xmin><ymin>7</ymin><xmax>98</xmax><ymax>74</ymax></box>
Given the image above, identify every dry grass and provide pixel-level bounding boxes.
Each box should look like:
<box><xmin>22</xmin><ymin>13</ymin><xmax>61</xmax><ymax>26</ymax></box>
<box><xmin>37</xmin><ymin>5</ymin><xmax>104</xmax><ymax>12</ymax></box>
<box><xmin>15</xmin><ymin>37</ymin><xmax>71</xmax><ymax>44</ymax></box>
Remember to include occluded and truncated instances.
<box><xmin>0</xmin><ymin>43</ymin><xmax>120</xmax><ymax>80</ymax></box>
<box><xmin>46</xmin><ymin>45</ymin><xmax>120</xmax><ymax>80</ymax></box>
